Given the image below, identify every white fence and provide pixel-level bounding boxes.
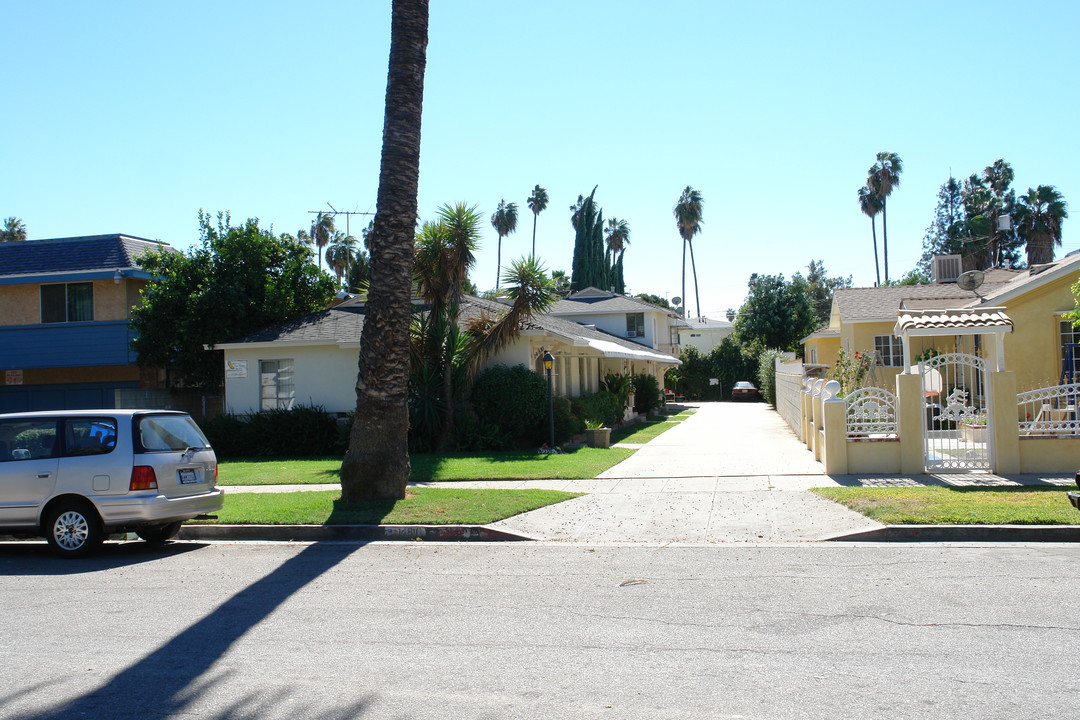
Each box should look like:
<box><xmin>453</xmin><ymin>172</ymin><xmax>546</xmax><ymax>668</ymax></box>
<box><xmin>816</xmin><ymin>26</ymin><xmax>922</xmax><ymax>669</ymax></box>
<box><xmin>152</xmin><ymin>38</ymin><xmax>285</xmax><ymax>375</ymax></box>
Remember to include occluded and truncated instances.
<box><xmin>774</xmin><ymin>356</ymin><xmax>805</xmax><ymax>441</ymax></box>
<box><xmin>844</xmin><ymin>386</ymin><xmax>898</xmax><ymax>439</ymax></box>
<box><xmin>1018</xmin><ymin>382</ymin><xmax>1080</xmax><ymax>436</ymax></box>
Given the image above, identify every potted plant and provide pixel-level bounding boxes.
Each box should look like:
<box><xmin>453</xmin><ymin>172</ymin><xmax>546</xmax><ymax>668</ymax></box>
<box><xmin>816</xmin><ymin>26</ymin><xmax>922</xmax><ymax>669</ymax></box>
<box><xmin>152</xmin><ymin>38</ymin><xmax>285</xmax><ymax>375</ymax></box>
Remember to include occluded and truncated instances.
<box><xmin>583</xmin><ymin>418</ymin><xmax>611</xmax><ymax>448</ymax></box>
<box><xmin>959</xmin><ymin>411</ymin><xmax>988</xmax><ymax>443</ymax></box>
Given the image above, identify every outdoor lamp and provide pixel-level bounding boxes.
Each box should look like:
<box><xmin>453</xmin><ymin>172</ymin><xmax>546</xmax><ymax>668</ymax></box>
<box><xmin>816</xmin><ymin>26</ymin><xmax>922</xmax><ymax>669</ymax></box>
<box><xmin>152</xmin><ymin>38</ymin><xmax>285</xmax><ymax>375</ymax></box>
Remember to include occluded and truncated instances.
<box><xmin>543</xmin><ymin>352</ymin><xmax>555</xmax><ymax>448</ymax></box>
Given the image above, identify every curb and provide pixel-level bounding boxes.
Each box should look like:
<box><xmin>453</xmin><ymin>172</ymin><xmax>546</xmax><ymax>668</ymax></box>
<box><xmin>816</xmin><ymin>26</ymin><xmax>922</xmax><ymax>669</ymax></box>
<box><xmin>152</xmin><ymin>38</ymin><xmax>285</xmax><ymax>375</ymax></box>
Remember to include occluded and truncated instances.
<box><xmin>179</xmin><ymin>524</ymin><xmax>535</xmax><ymax>543</ymax></box>
<box><xmin>829</xmin><ymin>524</ymin><xmax>1080</xmax><ymax>543</ymax></box>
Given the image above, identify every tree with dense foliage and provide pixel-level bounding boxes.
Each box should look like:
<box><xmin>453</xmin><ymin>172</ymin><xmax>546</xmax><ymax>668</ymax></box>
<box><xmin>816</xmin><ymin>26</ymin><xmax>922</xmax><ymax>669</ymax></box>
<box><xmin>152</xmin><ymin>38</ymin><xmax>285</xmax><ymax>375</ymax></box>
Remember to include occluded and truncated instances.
<box><xmin>569</xmin><ymin>194</ymin><xmax>585</xmax><ymax>229</ymax></box>
<box><xmin>634</xmin><ymin>293</ymin><xmax>671</xmax><ymax>309</ymax></box>
<box><xmin>526</xmin><ymin>184</ymin><xmax>548</xmax><ymax>258</ymax></box>
<box><xmin>604</xmin><ymin>217</ymin><xmax>630</xmax><ymax>294</ymax></box>
<box><xmin>550</xmin><ymin>269</ymin><xmax>571</xmax><ymax>296</ymax></box>
<box><xmin>982</xmin><ymin>159</ymin><xmax>1018</xmax><ymax>267</ymax></box>
<box><xmin>130</xmin><ymin>211</ymin><xmax>335</xmax><ymax>391</ymax></box>
<box><xmin>674</xmin><ymin>186</ymin><xmax>704</xmax><ymax>319</ymax></box>
<box><xmin>1</xmin><ymin>217</ymin><xmax>27</xmax><ymax>242</ymax></box>
<box><xmin>341</xmin><ymin>0</ymin><xmax>430</xmax><ymax>502</ymax></box>
<box><xmin>490</xmin><ymin>199</ymin><xmax>518</xmax><ymax>288</ymax></box>
<box><xmin>734</xmin><ymin>273</ymin><xmax>816</xmax><ymax>353</ymax></box>
<box><xmin>804</xmin><ymin>260</ymin><xmax>851</xmax><ymax>328</ymax></box>
<box><xmin>1015</xmin><ymin>185</ymin><xmax>1069</xmax><ymax>266</ymax></box>
<box><xmin>919</xmin><ymin>176</ymin><xmax>965</xmax><ymax>273</ymax></box>
<box><xmin>867</xmin><ymin>152</ymin><xmax>902</xmax><ymax>283</ymax></box>
<box><xmin>570</xmin><ymin>187</ymin><xmax>608</xmax><ymax>291</ymax></box>
<box><xmin>857</xmin><ymin>184</ymin><xmax>883</xmax><ymax>285</ymax></box>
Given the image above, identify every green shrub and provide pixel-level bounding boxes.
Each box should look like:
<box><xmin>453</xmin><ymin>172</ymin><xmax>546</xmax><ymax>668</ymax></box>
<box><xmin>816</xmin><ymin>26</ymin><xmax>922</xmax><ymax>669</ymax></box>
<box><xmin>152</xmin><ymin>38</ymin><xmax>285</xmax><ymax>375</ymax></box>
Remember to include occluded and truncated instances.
<box><xmin>552</xmin><ymin>395</ymin><xmax>584</xmax><ymax>444</ymax></box>
<box><xmin>571</xmin><ymin>391</ymin><xmax>622</xmax><ymax>428</ymax></box>
<box><xmin>470</xmin><ymin>364</ymin><xmax>548</xmax><ymax>445</ymax></box>
<box><xmin>201</xmin><ymin>405</ymin><xmax>340</xmax><ymax>458</ymax></box>
<box><xmin>632</xmin><ymin>373</ymin><xmax>662</xmax><ymax>414</ymax></box>
<box><xmin>450</xmin><ymin>408</ymin><xmax>509</xmax><ymax>451</ymax></box>
<box><xmin>756</xmin><ymin>349</ymin><xmax>782</xmax><ymax>407</ymax></box>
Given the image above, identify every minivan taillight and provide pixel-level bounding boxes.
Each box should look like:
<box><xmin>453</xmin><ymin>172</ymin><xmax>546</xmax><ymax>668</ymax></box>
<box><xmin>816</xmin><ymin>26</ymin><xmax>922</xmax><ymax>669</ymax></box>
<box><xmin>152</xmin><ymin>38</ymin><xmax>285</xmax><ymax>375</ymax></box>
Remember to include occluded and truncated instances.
<box><xmin>130</xmin><ymin>466</ymin><xmax>158</xmax><ymax>491</ymax></box>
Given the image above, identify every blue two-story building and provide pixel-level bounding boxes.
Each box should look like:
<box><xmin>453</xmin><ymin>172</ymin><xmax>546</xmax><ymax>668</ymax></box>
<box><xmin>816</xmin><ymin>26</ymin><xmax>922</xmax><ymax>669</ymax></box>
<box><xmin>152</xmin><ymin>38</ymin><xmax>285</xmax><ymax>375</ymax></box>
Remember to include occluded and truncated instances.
<box><xmin>0</xmin><ymin>234</ymin><xmax>176</xmax><ymax>412</ymax></box>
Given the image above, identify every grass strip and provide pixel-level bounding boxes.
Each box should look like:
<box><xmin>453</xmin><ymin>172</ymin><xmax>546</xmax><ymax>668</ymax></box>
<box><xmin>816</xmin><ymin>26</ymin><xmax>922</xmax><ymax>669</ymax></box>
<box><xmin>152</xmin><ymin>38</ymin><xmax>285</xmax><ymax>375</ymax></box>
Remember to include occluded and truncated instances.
<box><xmin>610</xmin><ymin>421</ymin><xmax>678</xmax><ymax>444</ymax></box>
<box><xmin>812</xmin><ymin>486</ymin><xmax>1080</xmax><ymax>525</ymax></box>
<box><xmin>219</xmin><ymin>447</ymin><xmax>634</xmax><ymax>486</ymax></box>
<box><xmin>193</xmin><ymin>487</ymin><xmax>582</xmax><ymax>525</ymax></box>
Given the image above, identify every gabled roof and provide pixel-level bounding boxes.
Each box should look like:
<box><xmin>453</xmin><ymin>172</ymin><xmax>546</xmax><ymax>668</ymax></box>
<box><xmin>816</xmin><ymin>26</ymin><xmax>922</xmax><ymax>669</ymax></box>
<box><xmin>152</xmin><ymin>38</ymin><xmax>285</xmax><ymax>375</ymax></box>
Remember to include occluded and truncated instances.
<box><xmin>549</xmin><ymin>287</ymin><xmax>676</xmax><ymax>316</ymax></box>
<box><xmin>0</xmin><ymin>234</ymin><xmax>175</xmax><ymax>280</ymax></box>
<box><xmin>974</xmin><ymin>250</ymin><xmax>1080</xmax><ymax>307</ymax></box>
<box><xmin>832</xmin><ymin>279</ymin><xmax>1015</xmax><ymax>322</ymax></box>
<box><xmin>214</xmin><ymin>294</ymin><xmax>680</xmax><ymax>365</ymax></box>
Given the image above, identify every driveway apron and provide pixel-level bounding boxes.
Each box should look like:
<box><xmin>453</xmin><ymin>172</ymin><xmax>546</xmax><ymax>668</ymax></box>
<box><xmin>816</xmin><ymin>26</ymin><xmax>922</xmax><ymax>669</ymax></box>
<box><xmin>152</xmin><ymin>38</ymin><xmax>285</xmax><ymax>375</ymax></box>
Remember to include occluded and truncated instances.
<box><xmin>492</xmin><ymin>402</ymin><xmax>882</xmax><ymax>543</ymax></box>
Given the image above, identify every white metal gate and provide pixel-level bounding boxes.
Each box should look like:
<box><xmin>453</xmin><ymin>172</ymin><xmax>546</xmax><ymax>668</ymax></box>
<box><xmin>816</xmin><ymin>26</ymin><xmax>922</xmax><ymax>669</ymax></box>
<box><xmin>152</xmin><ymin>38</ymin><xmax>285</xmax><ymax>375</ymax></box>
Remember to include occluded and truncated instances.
<box><xmin>920</xmin><ymin>352</ymin><xmax>991</xmax><ymax>471</ymax></box>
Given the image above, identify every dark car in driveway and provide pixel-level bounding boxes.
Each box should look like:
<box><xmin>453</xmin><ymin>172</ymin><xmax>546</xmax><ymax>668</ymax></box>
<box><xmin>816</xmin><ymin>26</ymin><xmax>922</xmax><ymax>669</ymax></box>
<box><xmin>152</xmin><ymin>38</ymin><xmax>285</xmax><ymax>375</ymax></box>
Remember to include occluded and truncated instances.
<box><xmin>732</xmin><ymin>381</ymin><xmax>759</xmax><ymax>401</ymax></box>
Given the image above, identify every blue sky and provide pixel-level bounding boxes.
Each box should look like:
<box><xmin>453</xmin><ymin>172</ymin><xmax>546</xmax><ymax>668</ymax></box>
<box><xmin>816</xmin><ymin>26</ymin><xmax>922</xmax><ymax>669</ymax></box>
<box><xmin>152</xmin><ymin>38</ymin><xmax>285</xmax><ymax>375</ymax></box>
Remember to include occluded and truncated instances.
<box><xmin>4</xmin><ymin>1</ymin><xmax>1078</xmax><ymax>318</ymax></box>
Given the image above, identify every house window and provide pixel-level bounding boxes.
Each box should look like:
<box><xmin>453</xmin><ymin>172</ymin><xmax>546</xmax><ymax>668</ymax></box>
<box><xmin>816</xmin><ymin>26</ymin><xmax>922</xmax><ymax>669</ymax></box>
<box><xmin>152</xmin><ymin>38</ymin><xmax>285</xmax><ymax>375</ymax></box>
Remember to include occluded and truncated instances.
<box><xmin>626</xmin><ymin>313</ymin><xmax>644</xmax><ymax>338</ymax></box>
<box><xmin>260</xmin><ymin>359</ymin><xmax>295</xmax><ymax>410</ymax></box>
<box><xmin>40</xmin><ymin>282</ymin><xmax>94</xmax><ymax>323</ymax></box>
<box><xmin>874</xmin><ymin>335</ymin><xmax>904</xmax><ymax>367</ymax></box>
<box><xmin>1060</xmin><ymin>318</ymin><xmax>1080</xmax><ymax>380</ymax></box>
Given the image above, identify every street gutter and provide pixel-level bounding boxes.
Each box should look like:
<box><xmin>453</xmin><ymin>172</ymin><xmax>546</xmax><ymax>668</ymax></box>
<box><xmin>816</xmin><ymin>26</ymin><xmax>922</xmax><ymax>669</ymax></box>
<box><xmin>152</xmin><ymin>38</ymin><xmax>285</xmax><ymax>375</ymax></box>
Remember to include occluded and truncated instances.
<box><xmin>179</xmin><ymin>524</ymin><xmax>535</xmax><ymax>543</ymax></box>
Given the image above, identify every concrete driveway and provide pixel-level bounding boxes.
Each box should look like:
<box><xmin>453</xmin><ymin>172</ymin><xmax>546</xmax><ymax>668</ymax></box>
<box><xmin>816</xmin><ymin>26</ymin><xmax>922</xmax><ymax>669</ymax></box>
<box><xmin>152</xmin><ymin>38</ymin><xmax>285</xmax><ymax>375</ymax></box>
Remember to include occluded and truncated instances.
<box><xmin>492</xmin><ymin>402</ymin><xmax>883</xmax><ymax>543</ymax></box>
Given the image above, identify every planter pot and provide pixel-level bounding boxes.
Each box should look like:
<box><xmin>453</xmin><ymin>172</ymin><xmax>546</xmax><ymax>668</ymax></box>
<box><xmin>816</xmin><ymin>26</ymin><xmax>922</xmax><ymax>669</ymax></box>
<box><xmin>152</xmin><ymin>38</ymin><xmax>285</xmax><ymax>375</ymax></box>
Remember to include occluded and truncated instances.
<box><xmin>584</xmin><ymin>428</ymin><xmax>611</xmax><ymax>448</ymax></box>
<box><xmin>959</xmin><ymin>423</ymin><xmax>987</xmax><ymax>443</ymax></box>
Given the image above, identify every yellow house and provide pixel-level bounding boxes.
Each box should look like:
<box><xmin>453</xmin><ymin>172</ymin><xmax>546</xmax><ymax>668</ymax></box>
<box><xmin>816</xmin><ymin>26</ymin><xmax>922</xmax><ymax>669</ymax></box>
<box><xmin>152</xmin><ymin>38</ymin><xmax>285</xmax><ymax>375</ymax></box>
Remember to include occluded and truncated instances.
<box><xmin>802</xmin><ymin>254</ymin><xmax>1080</xmax><ymax>391</ymax></box>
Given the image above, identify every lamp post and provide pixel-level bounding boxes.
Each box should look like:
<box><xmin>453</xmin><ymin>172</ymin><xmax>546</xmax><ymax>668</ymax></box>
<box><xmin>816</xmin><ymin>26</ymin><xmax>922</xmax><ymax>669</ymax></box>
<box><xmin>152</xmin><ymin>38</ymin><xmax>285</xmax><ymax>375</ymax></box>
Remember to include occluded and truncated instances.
<box><xmin>543</xmin><ymin>352</ymin><xmax>555</xmax><ymax>448</ymax></box>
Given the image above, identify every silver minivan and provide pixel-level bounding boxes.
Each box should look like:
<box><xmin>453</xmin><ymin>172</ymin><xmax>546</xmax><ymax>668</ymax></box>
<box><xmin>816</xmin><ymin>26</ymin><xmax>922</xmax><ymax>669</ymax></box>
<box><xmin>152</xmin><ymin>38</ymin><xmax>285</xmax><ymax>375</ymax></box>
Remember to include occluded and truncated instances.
<box><xmin>0</xmin><ymin>409</ymin><xmax>224</xmax><ymax>557</ymax></box>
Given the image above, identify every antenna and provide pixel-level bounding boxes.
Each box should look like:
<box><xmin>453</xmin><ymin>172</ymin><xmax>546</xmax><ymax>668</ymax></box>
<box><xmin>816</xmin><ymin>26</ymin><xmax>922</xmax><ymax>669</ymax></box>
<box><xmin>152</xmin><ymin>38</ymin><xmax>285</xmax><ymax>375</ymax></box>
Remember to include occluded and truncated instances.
<box><xmin>956</xmin><ymin>270</ymin><xmax>986</xmax><ymax>300</ymax></box>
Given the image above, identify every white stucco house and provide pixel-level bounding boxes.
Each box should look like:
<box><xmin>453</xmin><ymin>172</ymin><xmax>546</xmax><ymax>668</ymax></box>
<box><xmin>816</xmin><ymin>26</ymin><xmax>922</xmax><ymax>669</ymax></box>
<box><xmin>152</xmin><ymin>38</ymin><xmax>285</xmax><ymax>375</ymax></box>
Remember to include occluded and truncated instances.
<box><xmin>547</xmin><ymin>287</ymin><xmax>683</xmax><ymax>357</ymax></box>
<box><xmin>211</xmin><ymin>294</ymin><xmax>681</xmax><ymax>415</ymax></box>
<box><xmin>677</xmin><ymin>317</ymin><xmax>735</xmax><ymax>354</ymax></box>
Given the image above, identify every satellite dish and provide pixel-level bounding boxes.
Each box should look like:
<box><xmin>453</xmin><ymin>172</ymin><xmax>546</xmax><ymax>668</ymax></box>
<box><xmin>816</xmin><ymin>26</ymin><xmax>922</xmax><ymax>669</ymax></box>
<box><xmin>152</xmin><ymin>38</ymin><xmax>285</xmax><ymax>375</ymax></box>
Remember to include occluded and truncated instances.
<box><xmin>672</xmin><ymin>296</ymin><xmax>682</xmax><ymax>306</ymax></box>
<box><xmin>674</xmin><ymin>305</ymin><xmax>684</xmax><ymax>317</ymax></box>
<box><xmin>956</xmin><ymin>270</ymin><xmax>985</xmax><ymax>292</ymax></box>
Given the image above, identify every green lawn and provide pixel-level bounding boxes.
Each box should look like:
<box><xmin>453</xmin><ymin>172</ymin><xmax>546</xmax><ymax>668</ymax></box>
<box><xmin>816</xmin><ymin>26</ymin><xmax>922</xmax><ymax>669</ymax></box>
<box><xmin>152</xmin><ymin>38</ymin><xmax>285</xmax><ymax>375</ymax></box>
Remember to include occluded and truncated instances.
<box><xmin>194</xmin><ymin>487</ymin><xmax>581</xmax><ymax>525</ymax></box>
<box><xmin>218</xmin><ymin>446</ymin><xmax>634</xmax><ymax>486</ymax></box>
<box><xmin>610</xmin><ymin>420</ymin><xmax>678</xmax><ymax>444</ymax></box>
<box><xmin>812</xmin><ymin>486</ymin><xmax>1080</xmax><ymax>525</ymax></box>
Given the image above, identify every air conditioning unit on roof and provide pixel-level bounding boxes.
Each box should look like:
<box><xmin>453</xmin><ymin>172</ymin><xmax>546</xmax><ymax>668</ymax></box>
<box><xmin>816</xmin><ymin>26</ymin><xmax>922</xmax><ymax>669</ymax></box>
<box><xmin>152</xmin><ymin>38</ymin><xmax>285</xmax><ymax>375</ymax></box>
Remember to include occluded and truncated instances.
<box><xmin>931</xmin><ymin>255</ymin><xmax>962</xmax><ymax>283</ymax></box>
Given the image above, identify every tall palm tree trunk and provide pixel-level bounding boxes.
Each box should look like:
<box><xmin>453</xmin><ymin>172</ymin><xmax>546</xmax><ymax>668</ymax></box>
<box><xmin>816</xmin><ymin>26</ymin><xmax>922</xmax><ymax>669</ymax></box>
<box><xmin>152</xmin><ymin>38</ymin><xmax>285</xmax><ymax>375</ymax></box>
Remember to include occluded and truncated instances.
<box><xmin>341</xmin><ymin>0</ymin><xmax>429</xmax><ymax>502</ymax></box>
<box><xmin>871</xmin><ymin>218</ymin><xmax>880</xmax><ymax>286</ymax></box>
<box><xmin>688</xmin><ymin>239</ymin><xmax>701</xmax><ymax>320</ymax></box>
<box><xmin>681</xmin><ymin>239</ymin><xmax>687</xmax><ymax>317</ymax></box>
<box><xmin>881</xmin><ymin>199</ymin><xmax>890</xmax><ymax>284</ymax></box>
<box><xmin>496</xmin><ymin>235</ymin><xmax>502</xmax><ymax>288</ymax></box>
<box><xmin>531</xmin><ymin>215</ymin><xmax>537</xmax><ymax>258</ymax></box>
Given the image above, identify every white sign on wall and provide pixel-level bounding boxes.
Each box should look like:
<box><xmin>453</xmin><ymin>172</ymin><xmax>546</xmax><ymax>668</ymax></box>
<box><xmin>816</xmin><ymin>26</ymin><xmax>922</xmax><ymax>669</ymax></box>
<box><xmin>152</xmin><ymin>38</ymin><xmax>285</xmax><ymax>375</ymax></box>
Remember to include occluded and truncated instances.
<box><xmin>225</xmin><ymin>360</ymin><xmax>248</xmax><ymax>378</ymax></box>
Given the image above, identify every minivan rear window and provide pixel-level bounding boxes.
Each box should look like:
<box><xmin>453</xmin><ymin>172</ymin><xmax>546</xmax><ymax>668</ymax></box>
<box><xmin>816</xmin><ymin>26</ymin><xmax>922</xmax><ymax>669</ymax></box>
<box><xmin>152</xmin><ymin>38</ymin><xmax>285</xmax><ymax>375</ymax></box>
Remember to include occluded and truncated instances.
<box><xmin>138</xmin><ymin>414</ymin><xmax>211</xmax><ymax>452</ymax></box>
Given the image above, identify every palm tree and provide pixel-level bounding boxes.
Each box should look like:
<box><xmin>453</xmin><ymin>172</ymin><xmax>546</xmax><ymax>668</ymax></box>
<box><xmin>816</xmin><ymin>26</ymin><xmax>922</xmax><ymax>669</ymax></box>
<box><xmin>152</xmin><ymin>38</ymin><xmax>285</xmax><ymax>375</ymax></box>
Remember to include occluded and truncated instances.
<box><xmin>604</xmin><ymin>218</ymin><xmax>630</xmax><ymax>294</ymax></box>
<box><xmin>1015</xmin><ymin>185</ymin><xmax>1069</xmax><ymax>266</ymax></box>
<box><xmin>325</xmin><ymin>232</ymin><xmax>359</xmax><ymax>287</ymax></box>
<box><xmin>857</xmin><ymin>184</ymin><xmax>883</xmax><ymax>285</ymax></box>
<box><xmin>340</xmin><ymin>0</ymin><xmax>430</xmax><ymax>503</ymax></box>
<box><xmin>867</xmin><ymin>152</ymin><xmax>903</xmax><ymax>283</ymax></box>
<box><xmin>526</xmin><ymin>185</ymin><xmax>548</xmax><ymax>258</ymax></box>
<box><xmin>982</xmin><ymin>159</ymin><xmax>1015</xmax><ymax>266</ymax></box>
<box><xmin>311</xmin><ymin>212</ymin><xmax>336</xmax><ymax>270</ymax></box>
<box><xmin>673</xmin><ymin>186</ymin><xmax>704</xmax><ymax>319</ymax></box>
<box><xmin>412</xmin><ymin>202</ymin><xmax>481</xmax><ymax>449</ymax></box>
<box><xmin>490</xmin><ymin>199</ymin><xmax>518</xmax><ymax>288</ymax></box>
<box><xmin>569</xmin><ymin>194</ymin><xmax>585</xmax><ymax>229</ymax></box>
<box><xmin>1</xmin><ymin>217</ymin><xmax>27</xmax><ymax>242</ymax></box>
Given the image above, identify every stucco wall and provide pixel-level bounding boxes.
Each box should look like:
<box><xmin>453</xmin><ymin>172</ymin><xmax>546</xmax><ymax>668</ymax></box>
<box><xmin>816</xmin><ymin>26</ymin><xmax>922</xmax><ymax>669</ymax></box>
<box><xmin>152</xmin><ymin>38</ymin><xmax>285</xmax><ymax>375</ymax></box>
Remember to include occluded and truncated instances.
<box><xmin>223</xmin><ymin>345</ymin><xmax>361</xmax><ymax>415</ymax></box>
<box><xmin>0</xmin><ymin>278</ymin><xmax>145</xmax><ymax>325</ymax></box>
<box><xmin>1001</xmin><ymin>275</ymin><xmax>1077</xmax><ymax>391</ymax></box>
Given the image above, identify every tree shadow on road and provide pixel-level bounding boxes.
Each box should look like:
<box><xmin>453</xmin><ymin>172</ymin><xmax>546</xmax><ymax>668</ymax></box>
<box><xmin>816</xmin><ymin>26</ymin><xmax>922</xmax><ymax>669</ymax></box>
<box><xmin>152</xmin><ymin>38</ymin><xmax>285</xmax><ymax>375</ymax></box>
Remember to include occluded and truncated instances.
<box><xmin>9</xmin><ymin>543</ymin><xmax>372</xmax><ymax>720</ymax></box>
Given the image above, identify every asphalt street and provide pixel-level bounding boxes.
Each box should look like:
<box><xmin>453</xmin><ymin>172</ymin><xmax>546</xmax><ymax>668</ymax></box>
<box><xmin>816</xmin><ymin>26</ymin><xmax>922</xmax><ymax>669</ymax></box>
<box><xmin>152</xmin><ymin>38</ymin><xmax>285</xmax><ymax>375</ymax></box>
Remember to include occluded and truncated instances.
<box><xmin>1</xmin><ymin>540</ymin><xmax>1078</xmax><ymax>720</ymax></box>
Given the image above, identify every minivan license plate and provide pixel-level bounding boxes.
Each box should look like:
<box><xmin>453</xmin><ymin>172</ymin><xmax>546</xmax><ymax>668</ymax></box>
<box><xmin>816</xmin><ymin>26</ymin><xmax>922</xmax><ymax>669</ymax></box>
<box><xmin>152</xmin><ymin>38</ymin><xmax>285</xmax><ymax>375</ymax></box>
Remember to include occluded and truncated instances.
<box><xmin>178</xmin><ymin>469</ymin><xmax>198</xmax><ymax>485</ymax></box>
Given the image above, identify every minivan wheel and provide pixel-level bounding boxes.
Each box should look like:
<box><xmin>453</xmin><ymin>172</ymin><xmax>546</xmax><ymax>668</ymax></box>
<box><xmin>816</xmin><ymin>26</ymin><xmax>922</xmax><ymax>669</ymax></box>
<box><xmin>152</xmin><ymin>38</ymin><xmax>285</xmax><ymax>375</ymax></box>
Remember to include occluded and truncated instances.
<box><xmin>45</xmin><ymin>501</ymin><xmax>104</xmax><ymax>558</ymax></box>
<box><xmin>136</xmin><ymin>521</ymin><xmax>183</xmax><ymax>544</ymax></box>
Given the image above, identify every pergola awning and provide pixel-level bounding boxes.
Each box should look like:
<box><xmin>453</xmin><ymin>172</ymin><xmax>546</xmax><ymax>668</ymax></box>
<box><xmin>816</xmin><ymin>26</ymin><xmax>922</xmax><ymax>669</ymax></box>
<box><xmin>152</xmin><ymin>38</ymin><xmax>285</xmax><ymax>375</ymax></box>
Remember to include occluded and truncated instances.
<box><xmin>894</xmin><ymin>308</ymin><xmax>1013</xmax><ymax>337</ymax></box>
